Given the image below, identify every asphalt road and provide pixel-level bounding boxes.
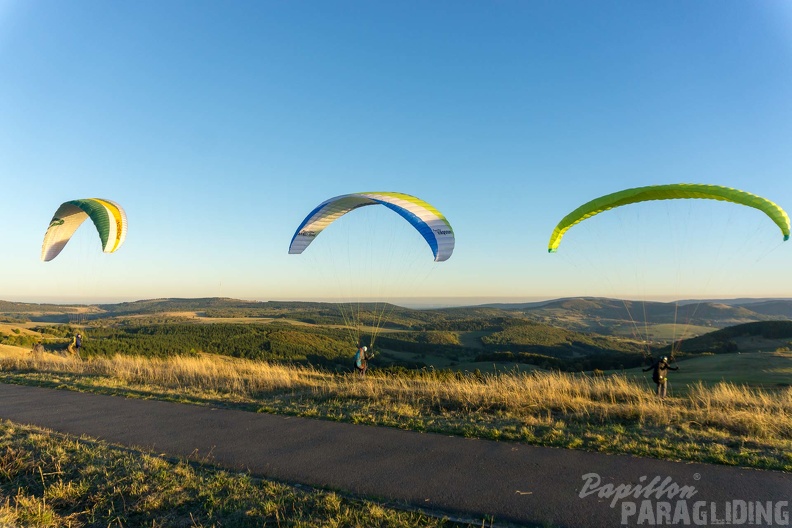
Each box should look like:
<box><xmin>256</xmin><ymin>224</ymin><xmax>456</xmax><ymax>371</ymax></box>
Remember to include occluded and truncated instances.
<box><xmin>0</xmin><ymin>383</ymin><xmax>789</xmax><ymax>527</ymax></box>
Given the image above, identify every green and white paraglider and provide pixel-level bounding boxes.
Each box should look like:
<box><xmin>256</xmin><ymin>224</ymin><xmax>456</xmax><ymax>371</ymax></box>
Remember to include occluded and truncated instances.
<box><xmin>41</xmin><ymin>198</ymin><xmax>128</xmax><ymax>262</ymax></box>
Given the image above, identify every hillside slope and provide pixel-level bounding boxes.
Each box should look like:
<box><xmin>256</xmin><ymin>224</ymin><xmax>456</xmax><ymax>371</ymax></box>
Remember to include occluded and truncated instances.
<box><xmin>667</xmin><ymin>321</ymin><xmax>792</xmax><ymax>355</ymax></box>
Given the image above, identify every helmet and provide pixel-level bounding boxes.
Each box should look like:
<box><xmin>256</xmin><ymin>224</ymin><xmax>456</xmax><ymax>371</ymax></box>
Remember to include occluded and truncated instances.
<box><xmin>362</xmin><ymin>346</ymin><xmax>367</xmax><ymax>352</ymax></box>
<box><xmin>662</xmin><ymin>356</ymin><xmax>668</xmax><ymax>362</ymax></box>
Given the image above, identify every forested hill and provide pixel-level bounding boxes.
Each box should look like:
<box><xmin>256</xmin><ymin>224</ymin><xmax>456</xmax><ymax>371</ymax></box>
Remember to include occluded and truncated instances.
<box><xmin>96</xmin><ymin>298</ymin><xmax>261</xmax><ymax>314</ymax></box>
<box><xmin>92</xmin><ymin>298</ymin><xmax>515</xmax><ymax>330</ymax></box>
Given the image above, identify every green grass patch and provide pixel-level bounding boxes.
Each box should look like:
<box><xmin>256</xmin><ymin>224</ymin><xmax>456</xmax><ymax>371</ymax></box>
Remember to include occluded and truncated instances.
<box><xmin>610</xmin><ymin>323</ymin><xmax>715</xmax><ymax>341</ymax></box>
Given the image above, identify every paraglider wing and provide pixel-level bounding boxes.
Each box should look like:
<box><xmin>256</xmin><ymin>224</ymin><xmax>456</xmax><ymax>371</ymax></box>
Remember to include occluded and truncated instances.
<box><xmin>548</xmin><ymin>184</ymin><xmax>791</xmax><ymax>252</ymax></box>
<box><xmin>41</xmin><ymin>198</ymin><xmax>128</xmax><ymax>261</ymax></box>
<box><xmin>289</xmin><ymin>192</ymin><xmax>455</xmax><ymax>261</ymax></box>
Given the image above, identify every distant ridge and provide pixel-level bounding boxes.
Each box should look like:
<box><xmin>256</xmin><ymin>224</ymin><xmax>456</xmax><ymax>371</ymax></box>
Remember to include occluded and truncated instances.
<box><xmin>4</xmin><ymin>296</ymin><xmax>792</xmax><ymax>336</ymax></box>
<box><xmin>475</xmin><ymin>296</ymin><xmax>792</xmax><ymax>332</ymax></box>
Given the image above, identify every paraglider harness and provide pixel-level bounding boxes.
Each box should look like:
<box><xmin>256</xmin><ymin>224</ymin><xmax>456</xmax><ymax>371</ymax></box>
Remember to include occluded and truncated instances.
<box><xmin>66</xmin><ymin>334</ymin><xmax>84</xmax><ymax>360</ymax></box>
<box><xmin>643</xmin><ymin>353</ymin><xmax>678</xmax><ymax>398</ymax></box>
<box><xmin>353</xmin><ymin>345</ymin><xmax>374</xmax><ymax>375</ymax></box>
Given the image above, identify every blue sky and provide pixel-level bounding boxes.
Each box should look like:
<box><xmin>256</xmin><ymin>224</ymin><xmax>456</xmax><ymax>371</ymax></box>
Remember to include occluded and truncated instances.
<box><xmin>1</xmin><ymin>1</ymin><xmax>791</xmax><ymax>305</ymax></box>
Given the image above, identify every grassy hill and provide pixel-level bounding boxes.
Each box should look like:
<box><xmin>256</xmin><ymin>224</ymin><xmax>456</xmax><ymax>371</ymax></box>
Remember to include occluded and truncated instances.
<box><xmin>661</xmin><ymin>320</ymin><xmax>792</xmax><ymax>355</ymax></box>
<box><xmin>518</xmin><ymin>297</ymin><xmax>775</xmax><ymax>325</ymax></box>
<box><xmin>0</xmin><ymin>300</ymin><xmax>89</xmax><ymax>313</ymax></box>
<box><xmin>622</xmin><ymin>351</ymin><xmax>792</xmax><ymax>390</ymax></box>
<box><xmin>484</xmin><ymin>297</ymin><xmax>792</xmax><ymax>338</ymax></box>
<box><xmin>738</xmin><ymin>300</ymin><xmax>792</xmax><ymax>318</ymax></box>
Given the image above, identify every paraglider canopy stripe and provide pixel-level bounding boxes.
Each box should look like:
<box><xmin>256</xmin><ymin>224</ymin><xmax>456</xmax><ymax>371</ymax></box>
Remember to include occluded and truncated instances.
<box><xmin>41</xmin><ymin>198</ymin><xmax>128</xmax><ymax>262</ymax></box>
<box><xmin>548</xmin><ymin>183</ymin><xmax>791</xmax><ymax>253</ymax></box>
<box><xmin>289</xmin><ymin>192</ymin><xmax>455</xmax><ymax>262</ymax></box>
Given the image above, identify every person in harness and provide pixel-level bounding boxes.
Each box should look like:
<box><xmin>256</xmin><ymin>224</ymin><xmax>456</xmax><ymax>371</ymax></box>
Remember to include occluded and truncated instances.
<box><xmin>354</xmin><ymin>345</ymin><xmax>373</xmax><ymax>378</ymax></box>
<box><xmin>643</xmin><ymin>356</ymin><xmax>678</xmax><ymax>399</ymax></box>
<box><xmin>67</xmin><ymin>333</ymin><xmax>83</xmax><ymax>358</ymax></box>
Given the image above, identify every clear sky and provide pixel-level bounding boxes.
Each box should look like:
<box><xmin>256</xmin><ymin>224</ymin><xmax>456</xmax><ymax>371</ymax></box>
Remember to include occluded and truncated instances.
<box><xmin>1</xmin><ymin>1</ymin><xmax>791</xmax><ymax>305</ymax></box>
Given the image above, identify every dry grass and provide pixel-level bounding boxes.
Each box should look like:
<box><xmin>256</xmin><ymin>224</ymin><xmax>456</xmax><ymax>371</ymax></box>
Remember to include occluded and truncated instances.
<box><xmin>3</xmin><ymin>351</ymin><xmax>792</xmax><ymax>470</ymax></box>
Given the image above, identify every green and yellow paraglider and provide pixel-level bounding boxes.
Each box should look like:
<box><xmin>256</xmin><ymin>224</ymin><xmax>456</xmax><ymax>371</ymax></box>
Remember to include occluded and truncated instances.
<box><xmin>548</xmin><ymin>184</ymin><xmax>790</xmax><ymax>253</ymax></box>
<box><xmin>41</xmin><ymin>198</ymin><xmax>128</xmax><ymax>261</ymax></box>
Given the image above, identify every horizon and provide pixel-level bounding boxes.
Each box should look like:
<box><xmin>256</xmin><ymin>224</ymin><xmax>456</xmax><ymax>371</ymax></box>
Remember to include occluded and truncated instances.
<box><xmin>4</xmin><ymin>294</ymin><xmax>792</xmax><ymax>310</ymax></box>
